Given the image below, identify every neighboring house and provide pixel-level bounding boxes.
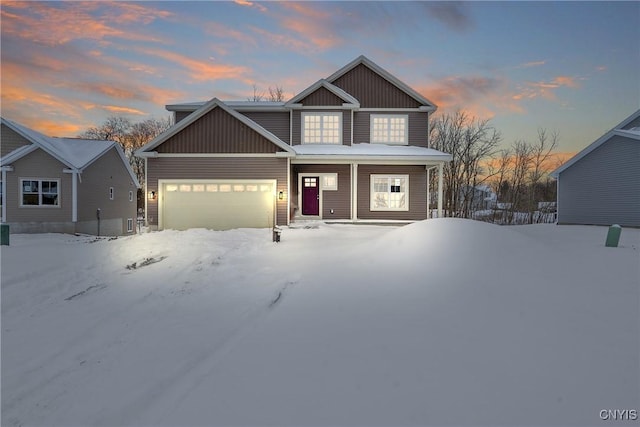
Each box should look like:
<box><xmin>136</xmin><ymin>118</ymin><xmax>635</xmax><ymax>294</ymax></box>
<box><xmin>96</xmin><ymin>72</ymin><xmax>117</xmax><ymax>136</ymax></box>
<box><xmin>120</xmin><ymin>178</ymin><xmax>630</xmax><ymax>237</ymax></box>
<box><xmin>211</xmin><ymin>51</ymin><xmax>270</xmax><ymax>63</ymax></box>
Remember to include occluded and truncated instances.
<box><xmin>1</xmin><ymin>118</ymin><xmax>140</xmax><ymax>235</ymax></box>
<box><xmin>457</xmin><ymin>184</ymin><xmax>497</xmax><ymax>211</ymax></box>
<box><xmin>136</xmin><ymin>55</ymin><xmax>452</xmax><ymax>231</ymax></box>
<box><xmin>551</xmin><ymin>109</ymin><xmax>640</xmax><ymax>227</ymax></box>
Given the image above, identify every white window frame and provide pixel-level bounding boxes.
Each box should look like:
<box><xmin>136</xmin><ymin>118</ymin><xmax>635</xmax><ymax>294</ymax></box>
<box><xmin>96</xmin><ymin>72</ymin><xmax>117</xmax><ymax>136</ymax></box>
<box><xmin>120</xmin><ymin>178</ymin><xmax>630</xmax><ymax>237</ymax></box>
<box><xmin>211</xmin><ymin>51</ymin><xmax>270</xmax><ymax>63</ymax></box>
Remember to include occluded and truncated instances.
<box><xmin>370</xmin><ymin>114</ymin><xmax>408</xmax><ymax>145</ymax></box>
<box><xmin>370</xmin><ymin>174</ymin><xmax>409</xmax><ymax>211</ymax></box>
<box><xmin>322</xmin><ymin>173</ymin><xmax>338</xmax><ymax>191</ymax></box>
<box><xmin>109</xmin><ymin>187</ymin><xmax>114</xmax><ymax>200</ymax></box>
<box><xmin>19</xmin><ymin>178</ymin><xmax>61</xmax><ymax>208</ymax></box>
<box><xmin>127</xmin><ymin>218</ymin><xmax>134</xmax><ymax>233</ymax></box>
<box><xmin>302</xmin><ymin>112</ymin><xmax>342</xmax><ymax>144</ymax></box>
<box><xmin>129</xmin><ymin>190</ymin><xmax>134</xmax><ymax>202</ymax></box>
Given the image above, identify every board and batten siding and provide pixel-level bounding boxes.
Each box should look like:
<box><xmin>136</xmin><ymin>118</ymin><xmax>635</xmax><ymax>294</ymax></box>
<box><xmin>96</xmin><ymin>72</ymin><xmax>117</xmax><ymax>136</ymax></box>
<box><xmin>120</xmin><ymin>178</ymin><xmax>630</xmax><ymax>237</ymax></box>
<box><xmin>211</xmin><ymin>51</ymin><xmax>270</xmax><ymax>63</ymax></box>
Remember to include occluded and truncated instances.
<box><xmin>357</xmin><ymin>165</ymin><xmax>427</xmax><ymax>220</ymax></box>
<box><xmin>157</xmin><ymin>107</ymin><xmax>284</xmax><ymax>154</ymax></box>
<box><xmin>558</xmin><ymin>135</ymin><xmax>640</xmax><ymax>227</ymax></box>
<box><xmin>147</xmin><ymin>157</ymin><xmax>288</xmax><ymax>227</ymax></box>
<box><xmin>77</xmin><ymin>146</ymin><xmax>138</xmax><ymax>235</ymax></box>
<box><xmin>292</xmin><ymin>164</ymin><xmax>351</xmax><ymax>219</ymax></box>
<box><xmin>240</xmin><ymin>111</ymin><xmax>290</xmax><ymax>145</ymax></box>
<box><xmin>352</xmin><ymin>111</ymin><xmax>428</xmax><ymax>147</ymax></box>
<box><xmin>291</xmin><ymin>109</ymin><xmax>352</xmax><ymax>146</ymax></box>
<box><xmin>4</xmin><ymin>148</ymin><xmax>72</xmax><ymax>223</ymax></box>
<box><xmin>1</xmin><ymin>124</ymin><xmax>31</xmax><ymax>157</ymax></box>
<box><xmin>331</xmin><ymin>63</ymin><xmax>421</xmax><ymax>109</ymax></box>
<box><xmin>299</xmin><ymin>87</ymin><xmax>345</xmax><ymax>106</ymax></box>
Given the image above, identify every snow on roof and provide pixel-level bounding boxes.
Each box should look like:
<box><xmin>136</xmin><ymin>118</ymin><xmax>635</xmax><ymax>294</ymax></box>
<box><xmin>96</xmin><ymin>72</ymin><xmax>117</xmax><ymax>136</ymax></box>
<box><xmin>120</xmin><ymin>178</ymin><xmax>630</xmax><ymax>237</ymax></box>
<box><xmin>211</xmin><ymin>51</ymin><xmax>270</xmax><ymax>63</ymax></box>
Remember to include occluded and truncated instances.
<box><xmin>1</xmin><ymin>117</ymin><xmax>115</xmax><ymax>169</ymax></box>
<box><xmin>293</xmin><ymin>143</ymin><xmax>451</xmax><ymax>160</ymax></box>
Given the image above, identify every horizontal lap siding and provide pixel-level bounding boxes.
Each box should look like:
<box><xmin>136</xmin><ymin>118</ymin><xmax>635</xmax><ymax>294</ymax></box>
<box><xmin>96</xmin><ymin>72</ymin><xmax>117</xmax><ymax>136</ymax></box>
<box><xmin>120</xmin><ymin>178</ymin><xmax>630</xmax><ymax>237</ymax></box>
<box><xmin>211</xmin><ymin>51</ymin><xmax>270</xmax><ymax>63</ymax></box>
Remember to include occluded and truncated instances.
<box><xmin>558</xmin><ymin>136</ymin><xmax>640</xmax><ymax>227</ymax></box>
<box><xmin>300</xmin><ymin>87</ymin><xmax>345</xmax><ymax>106</ymax></box>
<box><xmin>291</xmin><ymin>110</ymin><xmax>351</xmax><ymax>146</ymax></box>
<box><xmin>5</xmin><ymin>148</ymin><xmax>72</xmax><ymax>223</ymax></box>
<box><xmin>157</xmin><ymin>107</ymin><xmax>281</xmax><ymax>154</ymax></box>
<box><xmin>353</xmin><ymin>112</ymin><xmax>428</xmax><ymax>146</ymax></box>
<box><xmin>1</xmin><ymin>124</ymin><xmax>31</xmax><ymax>157</ymax></box>
<box><xmin>357</xmin><ymin>165</ymin><xmax>426</xmax><ymax>220</ymax></box>
<box><xmin>147</xmin><ymin>157</ymin><xmax>288</xmax><ymax>226</ymax></box>
<box><xmin>240</xmin><ymin>111</ymin><xmax>290</xmax><ymax>145</ymax></box>
<box><xmin>331</xmin><ymin>64</ymin><xmax>421</xmax><ymax>109</ymax></box>
<box><xmin>293</xmin><ymin>164</ymin><xmax>351</xmax><ymax>219</ymax></box>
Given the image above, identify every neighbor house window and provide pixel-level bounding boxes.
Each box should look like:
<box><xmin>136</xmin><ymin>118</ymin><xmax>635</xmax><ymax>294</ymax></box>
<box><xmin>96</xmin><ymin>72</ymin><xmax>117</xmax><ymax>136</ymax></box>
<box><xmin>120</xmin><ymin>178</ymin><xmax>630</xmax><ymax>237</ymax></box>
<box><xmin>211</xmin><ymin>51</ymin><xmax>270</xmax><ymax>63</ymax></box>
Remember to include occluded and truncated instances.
<box><xmin>370</xmin><ymin>175</ymin><xmax>408</xmax><ymax>211</ymax></box>
<box><xmin>20</xmin><ymin>179</ymin><xmax>60</xmax><ymax>207</ymax></box>
<box><xmin>109</xmin><ymin>187</ymin><xmax>114</xmax><ymax>200</ymax></box>
<box><xmin>127</xmin><ymin>218</ymin><xmax>133</xmax><ymax>233</ymax></box>
<box><xmin>371</xmin><ymin>115</ymin><xmax>408</xmax><ymax>145</ymax></box>
<box><xmin>302</xmin><ymin>112</ymin><xmax>341</xmax><ymax>144</ymax></box>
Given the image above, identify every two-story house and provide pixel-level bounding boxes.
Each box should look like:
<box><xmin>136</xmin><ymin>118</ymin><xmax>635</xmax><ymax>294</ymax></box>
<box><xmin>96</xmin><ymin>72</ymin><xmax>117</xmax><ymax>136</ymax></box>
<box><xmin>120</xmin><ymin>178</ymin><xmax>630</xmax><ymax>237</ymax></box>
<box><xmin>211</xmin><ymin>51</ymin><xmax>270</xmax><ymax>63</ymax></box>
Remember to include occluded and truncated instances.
<box><xmin>136</xmin><ymin>55</ymin><xmax>451</xmax><ymax>230</ymax></box>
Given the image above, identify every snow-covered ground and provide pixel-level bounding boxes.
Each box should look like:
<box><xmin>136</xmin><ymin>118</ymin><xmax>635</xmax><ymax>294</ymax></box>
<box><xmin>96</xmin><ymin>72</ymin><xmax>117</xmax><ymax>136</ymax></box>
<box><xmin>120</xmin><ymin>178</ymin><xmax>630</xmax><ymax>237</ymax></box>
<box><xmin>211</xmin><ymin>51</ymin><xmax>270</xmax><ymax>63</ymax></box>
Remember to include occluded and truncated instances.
<box><xmin>1</xmin><ymin>220</ymin><xmax>638</xmax><ymax>426</ymax></box>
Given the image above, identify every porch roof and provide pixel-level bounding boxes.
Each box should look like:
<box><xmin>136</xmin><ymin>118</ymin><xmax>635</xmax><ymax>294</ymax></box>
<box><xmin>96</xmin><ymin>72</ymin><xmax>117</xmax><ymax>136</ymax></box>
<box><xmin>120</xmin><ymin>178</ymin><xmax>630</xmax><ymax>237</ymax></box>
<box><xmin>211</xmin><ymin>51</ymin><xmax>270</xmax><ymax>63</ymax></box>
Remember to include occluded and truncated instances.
<box><xmin>291</xmin><ymin>143</ymin><xmax>452</xmax><ymax>163</ymax></box>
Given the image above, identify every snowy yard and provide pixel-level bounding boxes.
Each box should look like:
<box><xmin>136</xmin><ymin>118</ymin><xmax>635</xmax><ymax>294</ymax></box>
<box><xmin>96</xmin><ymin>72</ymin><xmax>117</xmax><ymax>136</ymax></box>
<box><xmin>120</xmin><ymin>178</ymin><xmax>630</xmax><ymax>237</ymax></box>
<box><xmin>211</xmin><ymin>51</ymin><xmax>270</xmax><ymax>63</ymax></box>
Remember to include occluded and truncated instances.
<box><xmin>1</xmin><ymin>219</ymin><xmax>638</xmax><ymax>426</ymax></box>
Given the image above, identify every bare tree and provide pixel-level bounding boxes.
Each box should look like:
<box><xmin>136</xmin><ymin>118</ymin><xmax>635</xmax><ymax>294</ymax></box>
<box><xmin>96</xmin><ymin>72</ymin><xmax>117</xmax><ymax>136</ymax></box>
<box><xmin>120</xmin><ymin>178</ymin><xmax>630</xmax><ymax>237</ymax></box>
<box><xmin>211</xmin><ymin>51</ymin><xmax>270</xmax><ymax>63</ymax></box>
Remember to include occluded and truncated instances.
<box><xmin>267</xmin><ymin>85</ymin><xmax>286</xmax><ymax>102</ymax></box>
<box><xmin>248</xmin><ymin>84</ymin><xmax>265</xmax><ymax>102</ymax></box>
<box><xmin>248</xmin><ymin>84</ymin><xmax>286</xmax><ymax>102</ymax></box>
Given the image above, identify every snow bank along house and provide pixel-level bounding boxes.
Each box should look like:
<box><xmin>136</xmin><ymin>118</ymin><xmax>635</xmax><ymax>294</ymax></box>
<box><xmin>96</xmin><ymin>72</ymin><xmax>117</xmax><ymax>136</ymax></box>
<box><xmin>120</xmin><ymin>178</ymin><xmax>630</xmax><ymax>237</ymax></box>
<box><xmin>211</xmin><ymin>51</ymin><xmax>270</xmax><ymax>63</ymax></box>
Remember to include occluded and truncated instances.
<box><xmin>1</xmin><ymin>118</ymin><xmax>140</xmax><ymax>236</ymax></box>
<box><xmin>551</xmin><ymin>109</ymin><xmax>640</xmax><ymax>228</ymax></box>
<box><xmin>137</xmin><ymin>55</ymin><xmax>452</xmax><ymax>231</ymax></box>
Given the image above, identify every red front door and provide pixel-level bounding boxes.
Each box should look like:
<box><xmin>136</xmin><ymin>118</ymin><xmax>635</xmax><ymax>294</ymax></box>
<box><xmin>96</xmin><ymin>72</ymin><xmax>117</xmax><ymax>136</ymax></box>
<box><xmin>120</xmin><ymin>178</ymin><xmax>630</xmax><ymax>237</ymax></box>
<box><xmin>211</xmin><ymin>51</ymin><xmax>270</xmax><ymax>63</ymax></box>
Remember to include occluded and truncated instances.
<box><xmin>302</xmin><ymin>177</ymin><xmax>320</xmax><ymax>216</ymax></box>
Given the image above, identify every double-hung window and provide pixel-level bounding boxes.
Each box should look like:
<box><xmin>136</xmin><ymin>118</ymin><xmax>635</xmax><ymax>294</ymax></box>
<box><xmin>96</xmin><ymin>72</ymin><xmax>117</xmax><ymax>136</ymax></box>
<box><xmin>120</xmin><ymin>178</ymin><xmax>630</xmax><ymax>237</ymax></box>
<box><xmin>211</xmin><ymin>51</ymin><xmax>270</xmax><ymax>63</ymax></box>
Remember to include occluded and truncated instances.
<box><xmin>21</xmin><ymin>178</ymin><xmax>59</xmax><ymax>207</ymax></box>
<box><xmin>370</xmin><ymin>175</ymin><xmax>408</xmax><ymax>211</ymax></box>
<box><xmin>371</xmin><ymin>114</ymin><xmax>408</xmax><ymax>145</ymax></box>
<box><xmin>302</xmin><ymin>112</ymin><xmax>341</xmax><ymax>144</ymax></box>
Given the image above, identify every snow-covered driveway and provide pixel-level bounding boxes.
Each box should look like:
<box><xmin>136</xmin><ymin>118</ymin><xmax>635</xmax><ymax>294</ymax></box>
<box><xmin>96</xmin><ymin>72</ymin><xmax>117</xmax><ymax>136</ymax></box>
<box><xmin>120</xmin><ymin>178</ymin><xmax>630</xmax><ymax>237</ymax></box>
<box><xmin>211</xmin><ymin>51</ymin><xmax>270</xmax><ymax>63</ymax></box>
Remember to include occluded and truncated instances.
<box><xmin>2</xmin><ymin>220</ymin><xmax>638</xmax><ymax>426</ymax></box>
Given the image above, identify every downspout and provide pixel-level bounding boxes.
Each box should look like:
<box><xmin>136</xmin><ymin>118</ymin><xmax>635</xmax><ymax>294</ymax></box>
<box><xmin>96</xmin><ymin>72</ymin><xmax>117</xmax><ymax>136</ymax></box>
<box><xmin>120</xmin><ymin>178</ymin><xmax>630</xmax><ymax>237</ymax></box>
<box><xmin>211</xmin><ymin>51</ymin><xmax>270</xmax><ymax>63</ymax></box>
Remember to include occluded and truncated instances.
<box><xmin>63</xmin><ymin>168</ymin><xmax>79</xmax><ymax>223</ymax></box>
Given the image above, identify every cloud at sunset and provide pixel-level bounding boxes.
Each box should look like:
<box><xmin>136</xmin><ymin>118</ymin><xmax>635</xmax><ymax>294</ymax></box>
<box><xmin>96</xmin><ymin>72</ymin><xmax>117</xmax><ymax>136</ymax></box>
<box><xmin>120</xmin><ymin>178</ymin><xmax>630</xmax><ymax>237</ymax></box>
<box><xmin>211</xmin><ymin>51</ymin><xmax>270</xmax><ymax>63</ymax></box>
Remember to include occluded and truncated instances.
<box><xmin>424</xmin><ymin>2</ymin><xmax>474</xmax><ymax>32</ymax></box>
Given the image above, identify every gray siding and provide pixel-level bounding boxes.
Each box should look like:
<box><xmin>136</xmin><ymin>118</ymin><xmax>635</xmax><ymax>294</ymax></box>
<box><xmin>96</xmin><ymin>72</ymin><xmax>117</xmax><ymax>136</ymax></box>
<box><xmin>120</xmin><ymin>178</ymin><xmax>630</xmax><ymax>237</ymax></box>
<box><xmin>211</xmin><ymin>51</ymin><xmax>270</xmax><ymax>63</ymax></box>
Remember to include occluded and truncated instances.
<box><xmin>352</xmin><ymin>111</ymin><xmax>428</xmax><ymax>147</ymax></box>
<box><xmin>240</xmin><ymin>111</ymin><xmax>290</xmax><ymax>144</ymax></box>
<box><xmin>1</xmin><ymin>124</ymin><xmax>31</xmax><ymax>157</ymax></box>
<box><xmin>558</xmin><ymin>135</ymin><xmax>640</xmax><ymax>227</ymax></box>
<box><xmin>157</xmin><ymin>107</ymin><xmax>284</xmax><ymax>154</ymax></box>
<box><xmin>331</xmin><ymin>63</ymin><xmax>421</xmax><ymax>109</ymax></box>
<box><xmin>292</xmin><ymin>164</ymin><xmax>351</xmax><ymax>219</ymax></box>
<box><xmin>357</xmin><ymin>165</ymin><xmax>427</xmax><ymax>220</ymax></box>
<box><xmin>175</xmin><ymin>111</ymin><xmax>192</xmax><ymax>123</ymax></box>
<box><xmin>77</xmin><ymin>147</ymin><xmax>138</xmax><ymax>235</ymax></box>
<box><xmin>299</xmin><ymin>87</ymin><xmax>345</xmax><ymax>106</ymax></box>
<box><xmin>147</xmin><ymin>157</ymin><xmax>288</xmax><ymax>227</ymax></box>
<box><xmin>621</xmin><ymin>115</ymin><xmax>640</xmax><ymax>130</ymax></box>
<box><xmin>4</xmin><ymin>148</ymin><xmax>72</xmax><ymax>223</ymax></box>
<box><xmin>291</xmin><ymin>109</ymin><xmax>351</xmax><ymax>146</ymax></box>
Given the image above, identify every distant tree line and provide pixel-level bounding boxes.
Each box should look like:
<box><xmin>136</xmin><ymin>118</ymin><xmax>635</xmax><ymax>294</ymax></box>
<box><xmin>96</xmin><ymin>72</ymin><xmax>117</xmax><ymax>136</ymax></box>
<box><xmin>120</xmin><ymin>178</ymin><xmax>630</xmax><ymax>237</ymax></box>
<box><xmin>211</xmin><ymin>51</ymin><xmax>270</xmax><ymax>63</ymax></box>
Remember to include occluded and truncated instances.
<box><xmin>429</xmin><ymin>111</ymin><xmax>560</xmax><ymax>224</ymax></box>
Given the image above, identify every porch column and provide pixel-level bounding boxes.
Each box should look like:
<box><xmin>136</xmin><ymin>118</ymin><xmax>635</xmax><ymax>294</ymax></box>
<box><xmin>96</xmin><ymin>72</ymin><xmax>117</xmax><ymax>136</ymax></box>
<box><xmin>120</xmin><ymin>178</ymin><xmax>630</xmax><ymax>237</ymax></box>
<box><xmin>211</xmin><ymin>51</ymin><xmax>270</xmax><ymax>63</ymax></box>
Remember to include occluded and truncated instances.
<box><xmin>426</xmin><ymin>167</ymin><xmax>430</xmax><ymax>219</ymax></box>
<box><xmin>437</xmin><ymin>162</ymin><xmax>444</xmax><ymax>218</ymax></box>
<box><xmin>351</xmin><ymin>162</ymin><xmax>358</xmax><ymax>221</ymax></box>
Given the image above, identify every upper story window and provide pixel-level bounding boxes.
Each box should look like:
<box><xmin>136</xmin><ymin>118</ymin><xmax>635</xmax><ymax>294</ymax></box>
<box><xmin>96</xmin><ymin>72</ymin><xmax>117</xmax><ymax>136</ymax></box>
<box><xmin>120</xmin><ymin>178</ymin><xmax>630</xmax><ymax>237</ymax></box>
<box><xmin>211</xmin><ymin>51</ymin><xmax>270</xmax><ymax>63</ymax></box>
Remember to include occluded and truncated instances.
<box><xmin>20</xmin><ymin>178</ymin><xmax>59</xmax><ymax>207</ymax></box>
<box><xmin>371</xmin><ymin>114</ymin><xmax>408</xmax><ymax>145</ymax></box>
<box><xmin>302</xmin><ymin>112</ymin><xmax>342</xmax><ymax>144</ymax></box>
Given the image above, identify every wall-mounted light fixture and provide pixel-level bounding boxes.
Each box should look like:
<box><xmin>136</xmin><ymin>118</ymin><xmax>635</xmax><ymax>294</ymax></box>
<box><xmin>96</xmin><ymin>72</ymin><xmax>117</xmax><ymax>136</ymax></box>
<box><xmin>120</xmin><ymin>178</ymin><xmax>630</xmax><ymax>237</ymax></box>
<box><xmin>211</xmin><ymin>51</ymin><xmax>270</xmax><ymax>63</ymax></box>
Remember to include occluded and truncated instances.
<box><xmin>278</xmin><ymin>191</ymin><xmax>284</xmax><ymax>200</ymax></box>
<box><xmin>148</xmin><ymin>190</ymin><xmax>156</xmax><ymax>200</ymax></box>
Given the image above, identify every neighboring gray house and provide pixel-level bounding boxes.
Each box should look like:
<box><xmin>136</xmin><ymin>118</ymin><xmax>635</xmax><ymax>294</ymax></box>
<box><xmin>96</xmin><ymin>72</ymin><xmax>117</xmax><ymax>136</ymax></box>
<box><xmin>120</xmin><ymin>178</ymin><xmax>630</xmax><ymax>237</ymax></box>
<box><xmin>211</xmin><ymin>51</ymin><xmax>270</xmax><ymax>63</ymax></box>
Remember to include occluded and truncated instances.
<box><xmin>551</xmin><ymin>110</ymin><xmax>640</xmax><ymax>227</ymax></box>
<box><xmin>1</xmin><ymin>118</ymin><xmax>140</xmax><ymax>235</ymax></box>
<box><xmin>137</xmin><ymin>55</ymin><xmax>452</xmax><ymax>231</ymax></box>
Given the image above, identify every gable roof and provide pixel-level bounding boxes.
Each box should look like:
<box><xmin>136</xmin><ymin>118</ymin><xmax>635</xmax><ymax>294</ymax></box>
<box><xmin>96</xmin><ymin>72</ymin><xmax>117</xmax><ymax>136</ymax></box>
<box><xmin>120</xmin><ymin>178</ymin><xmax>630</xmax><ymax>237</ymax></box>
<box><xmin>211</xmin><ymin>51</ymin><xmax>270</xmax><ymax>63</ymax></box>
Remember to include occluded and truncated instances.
<box><xmin>1</xmin><ymin>117</ymin><xmax>139</xmax><ymax>186</ymax></box>
<box><xmin>551</xmin><ymin>109</ymin><xmax>640</xmax><ymax>177</ymax></box>
<box><xmin>286</xmin><ymin>79</ymin><xmax>360</xmax><ymax>107</ymax></box>
<box><xmin>137</xmin><ymin>98</ymin><xmax>295</xmax><ymax>156</ymax></box>
<box><xmin>325</xmin><ymin>55</ymin><xmax>437</xmax><ymax>111</ymax></box>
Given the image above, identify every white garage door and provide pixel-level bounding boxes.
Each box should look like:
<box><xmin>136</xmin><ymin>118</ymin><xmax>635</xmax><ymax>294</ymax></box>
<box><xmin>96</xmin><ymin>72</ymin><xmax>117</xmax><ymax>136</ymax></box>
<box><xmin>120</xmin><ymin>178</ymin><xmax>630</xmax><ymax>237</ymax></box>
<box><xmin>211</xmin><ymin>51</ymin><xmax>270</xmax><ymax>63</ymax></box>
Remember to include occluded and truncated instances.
<box><xmin>160</xmin><ymin>180</ymin><xmax>275</xmax><ymax>230</ymax></box>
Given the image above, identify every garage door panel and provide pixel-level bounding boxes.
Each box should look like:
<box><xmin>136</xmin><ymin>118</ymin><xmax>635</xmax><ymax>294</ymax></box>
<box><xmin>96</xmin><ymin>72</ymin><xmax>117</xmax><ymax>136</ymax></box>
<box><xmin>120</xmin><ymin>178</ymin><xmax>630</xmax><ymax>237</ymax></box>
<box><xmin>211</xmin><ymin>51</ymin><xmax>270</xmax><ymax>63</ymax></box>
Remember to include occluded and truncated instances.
<box><xmin>161</xmin><ymin>181</ymin><xmax>275</xmax><ymax>230</ymax></box>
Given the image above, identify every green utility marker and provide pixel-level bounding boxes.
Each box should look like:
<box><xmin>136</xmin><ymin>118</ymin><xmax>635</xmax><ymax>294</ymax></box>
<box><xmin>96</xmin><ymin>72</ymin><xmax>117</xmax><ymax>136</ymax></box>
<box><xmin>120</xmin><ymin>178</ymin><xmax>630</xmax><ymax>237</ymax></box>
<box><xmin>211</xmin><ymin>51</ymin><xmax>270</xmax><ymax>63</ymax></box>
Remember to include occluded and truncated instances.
<box><xmin>605</xmin><ymin>224</ymin><xmax>622</xmax><ymax>247</ymax></box>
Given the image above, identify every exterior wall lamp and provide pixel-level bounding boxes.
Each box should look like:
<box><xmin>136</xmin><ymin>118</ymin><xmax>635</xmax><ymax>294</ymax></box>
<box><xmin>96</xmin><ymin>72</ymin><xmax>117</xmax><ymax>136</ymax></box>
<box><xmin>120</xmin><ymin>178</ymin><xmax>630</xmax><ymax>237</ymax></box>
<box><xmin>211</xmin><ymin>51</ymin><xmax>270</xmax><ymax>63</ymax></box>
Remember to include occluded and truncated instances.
<box><xmin>148</xmin><ymin>190</ymin><xmax>156</xmax><ymax>200</ymax></box>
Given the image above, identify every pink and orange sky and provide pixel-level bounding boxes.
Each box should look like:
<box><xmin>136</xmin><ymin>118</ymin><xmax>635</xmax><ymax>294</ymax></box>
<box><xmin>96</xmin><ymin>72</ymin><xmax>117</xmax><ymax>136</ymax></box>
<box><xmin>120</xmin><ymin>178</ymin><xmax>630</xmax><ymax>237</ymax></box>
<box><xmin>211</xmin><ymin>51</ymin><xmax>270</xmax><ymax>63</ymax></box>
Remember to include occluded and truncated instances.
<box><xmin>1</xmin><ymin>1</ymin><xmax>638</xmax><ymax>154</ymax></box>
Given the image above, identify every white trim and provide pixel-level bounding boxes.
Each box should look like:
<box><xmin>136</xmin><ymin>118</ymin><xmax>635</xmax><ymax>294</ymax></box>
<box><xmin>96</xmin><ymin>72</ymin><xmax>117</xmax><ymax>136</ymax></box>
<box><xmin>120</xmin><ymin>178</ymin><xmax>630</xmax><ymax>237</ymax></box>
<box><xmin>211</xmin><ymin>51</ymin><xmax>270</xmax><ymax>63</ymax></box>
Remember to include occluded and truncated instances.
<box><xmin>286</xmin><ymin>157</ymin><xmax>291</xmax><ymax>226</ymax></box>
<box><xmin>359</xmin><ymin>108</ymin><xmax>429</xmax><ymax>112</ymax></box>
<box><xmin>293</xmin><ymin>105</ymin><xmax>358</xmax><ymax>110</ymax></box>
<box><xmin>291</xmin><ymin>156</ymin><xmax>449</xmax><ymax>165</ymax></box>
<box><xmin>437</xmin><ymin>163</ymin><xmax>444</xmax><ymax>218</ymax></box>
<box><xmin>301</xmin><ymin>111</ymin><xmax>343</xmax><ymax>145</ymax></box>
<box><xmin>152</xmin><ymin>153</ymin><xmax>287</xmax><ymax>158</ymax></box>
<box><xmin>19</xmin><ymin>177</ymin><xmax>61</xmax><ymax>208</ymax></box>
<box><xmin>350</xmin><ymin>109</ymin><xmax>354</xmax><ymax>145</ymax></box>
<box><xmin>286</xmin><ymin>79</ymin><xmax>360</xmax><ymax>107</ymax></box>
<box><xmin>157</xmin><ymin>178</ymin><xmax>277</xmax><ymax>230</ymax></box>
<box><xmin>72</xmin><ymin>171</ymin><xmax>78</xmax><ymax>222</ymax></box>
<box><xmin>1</xmin><ymin>169</ymin><xmax>6</xmax><ymax>222</ymax></box>
<box><xmin>144</xmin><ymin>157</ymin><xmax>148</xmax><ymax>226</ymax></box>
<box><xmin>109</xmin><ymin>187</ymin><xmax>114</xmax><ymax>200</ymax></box>
<box><xmin>352</xmin><ymin>163</ymin><xmax>358</xmax><ymax>221</ymax></box>
<box><xmin>370</xmin><ymin>114</ymin><xmax>409</xmax><ymax>145</ymax></box>
<box><xmin>297</xmin><ymin>173</ymin><xmax>331</xmax><ymax>219</ymax></box>
<box><xmin>370</xmin><ymin>174</ymin><xmax>409</xmax><ymax>212</ymax></box>
<box><xmin>127</xmin><ymin>218</ymin><xmax>134</xmax><ymax>233</ymax></box>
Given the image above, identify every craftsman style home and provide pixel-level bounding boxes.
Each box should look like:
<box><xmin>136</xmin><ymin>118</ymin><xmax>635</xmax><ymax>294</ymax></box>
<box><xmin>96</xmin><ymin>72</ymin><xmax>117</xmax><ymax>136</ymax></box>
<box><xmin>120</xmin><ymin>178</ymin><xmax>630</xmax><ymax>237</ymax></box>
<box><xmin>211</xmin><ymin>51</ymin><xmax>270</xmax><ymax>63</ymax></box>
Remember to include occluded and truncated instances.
<box><xmin>1</xmin><ymin>118</ymin><xmax>139</xmax><ymax>235</ymax></box>
<box><xmin>137</xmin><ymin>55</ymin><xmax>451</xmax><ymax>230</ymax></box>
